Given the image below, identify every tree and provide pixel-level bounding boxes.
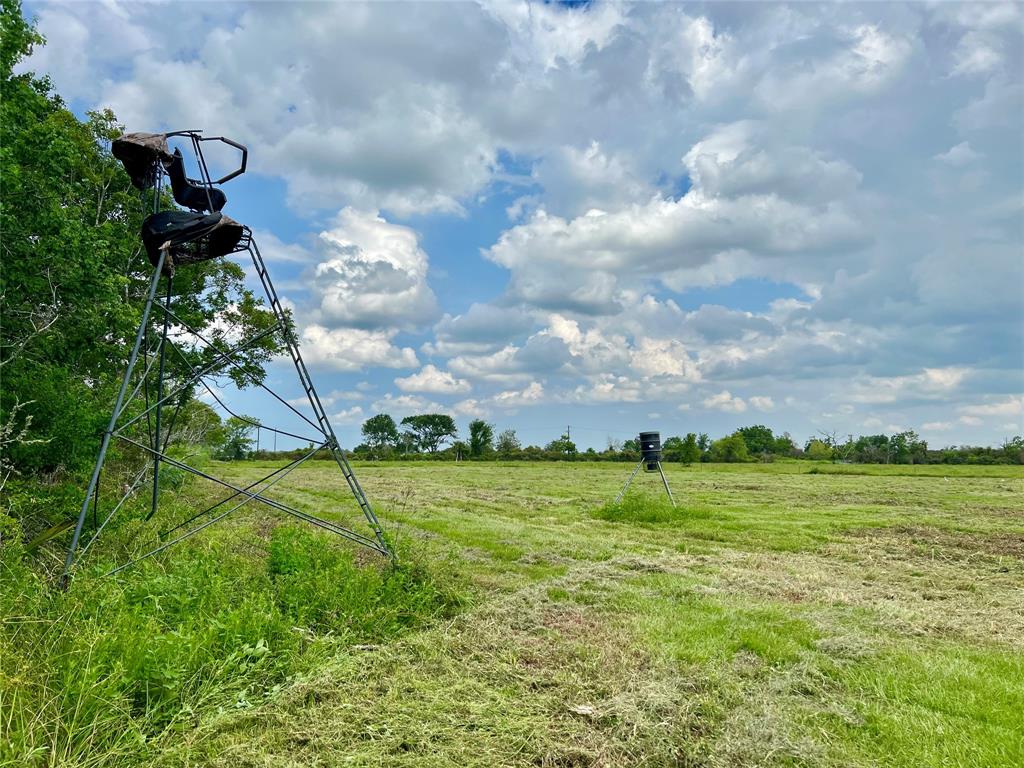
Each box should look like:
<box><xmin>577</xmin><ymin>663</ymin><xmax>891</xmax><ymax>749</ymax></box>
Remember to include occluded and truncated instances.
<box><xmin>174</xmin><ymin>400</ymin><xmax>225</xmax><ymax>449</ymax></box>
<box><xmin>662</xmin><ymin>436</ymin><xmax>685</xmax><ymax>461</ymax></box>
<box><xmin>680</xmin><ymin>433</ymin><xmax>701</xmax><ymax>464</ymax></box>
<box><xmin>468</xmin><ymin>419</ymin><xmax>494</xmax><ymax>457</ymax></box>
<box><xmin>397</xmin><ymin>431</ymin><xmax>417</xmax><ymax>455</ymax></box>
<box><xmin>361</xmin><ymin>414</ymin><xmax>399</xmax><ymax>457</ymax></box>
<box><xmin>400</xmin><ymin>414</ymin><xmax>457</xmax><ymax>453</ymax></box>
<box><xmin>709</xmin><ymin>433</ymin><xmax>751</xmax><ymax>462</ymax></box>
<box><xmin>215</xmin><ymin>416</ymin><xmax>257</xmax><ymax>460</ymax></box>
<box><xmin>774</xmin><ymin>432</ymin><xmax>797</xmax><ymax>457</ymax></box>
<box><xmin>1002</xmin><ymin>436</ymin><xmax>1024</xmax><ymax>465</ymax></box>
<box><xmin>850</xmin><ymin>434</ymin><xmax>890</xmax><ymax>463</ymax></box>
<box><xmin>545</xmin><ymin>432</ymin><xmax>577</xmax><ymax>457</ymax></box>
<box><xmin>737</xmin><ymin>425</ymin><xmax>776</xmax><ymax>457</ymax></box>
<box><xmin>805</xmin><ymin>439</ymin><xmax>833</xmax><ymax>461</ymax></box>
<box><xmin>496</xmin><ymin>429</ymin><xmax>521</xmax><ymax>459</ymax></box>
<box><xmin>451</xmin><ymin>440</ymin><xmax>468</xmax><ymax>461</ymax></box>
<box><xmin>890</xmin><ymin>430</ymin><xmax>927</xmax><ymax>464</ymax></box>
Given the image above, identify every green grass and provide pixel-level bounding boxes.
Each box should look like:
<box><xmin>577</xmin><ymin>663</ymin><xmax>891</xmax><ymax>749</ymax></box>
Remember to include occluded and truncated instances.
<box><xmin>593</xmin><ymin>492</ymin><xmax>712</xmax><ymax>524</ymax></box>
<box><xmin>0</xmin><ymin>483</ymin><xmax>462</xmax><ymax>767</ymax></box>
<box><xmin>2</xmin><ymin>460</ymin><xmax>1022</xmax><ymax>766</ymax></box>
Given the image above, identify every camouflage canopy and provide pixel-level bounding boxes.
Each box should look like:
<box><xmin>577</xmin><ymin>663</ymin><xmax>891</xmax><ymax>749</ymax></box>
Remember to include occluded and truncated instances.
<box><xmin>111</xmin><ymin>132</ymin><xmax>172</xmax><ymax>191</ymax></box>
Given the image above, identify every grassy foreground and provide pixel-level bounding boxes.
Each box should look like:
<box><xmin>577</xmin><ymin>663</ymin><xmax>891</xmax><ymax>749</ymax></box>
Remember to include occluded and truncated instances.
<box><xmin>3</xmin><ymin>460</ymin><xmax>1023</xmax><ymax>766</ymax></box>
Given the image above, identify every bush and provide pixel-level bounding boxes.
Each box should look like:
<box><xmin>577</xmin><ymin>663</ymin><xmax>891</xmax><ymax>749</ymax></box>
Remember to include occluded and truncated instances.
<box><xmin>1</xmin><ymin>479</ymin><xmax>463</xmax><ymax>765</ymax></box>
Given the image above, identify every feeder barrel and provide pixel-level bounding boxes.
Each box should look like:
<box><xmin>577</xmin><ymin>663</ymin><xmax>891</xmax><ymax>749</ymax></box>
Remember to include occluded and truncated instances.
<box><xmin>639</xmin><ymin>431</ymin><xmax>661</xmax><ymax>470</ymax></box>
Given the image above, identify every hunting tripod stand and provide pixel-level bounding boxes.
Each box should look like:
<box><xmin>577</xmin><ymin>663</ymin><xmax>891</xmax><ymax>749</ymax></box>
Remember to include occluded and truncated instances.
<box><xmin>61</xmin><ymin>131</ymin><xmax>391</xmax><ymax>586</ymax></box>
<box><xmin>614</xmin><ymin>431</ymin><xmax>676</xmax><ymax>506</ymax></box>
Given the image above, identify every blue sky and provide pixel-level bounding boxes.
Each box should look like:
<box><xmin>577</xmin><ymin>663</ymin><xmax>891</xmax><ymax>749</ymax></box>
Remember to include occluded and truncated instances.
<box><xmin>22</xmin><ymin>1</ymin><xmax>1024</xmax><ymax>450</ymax></box>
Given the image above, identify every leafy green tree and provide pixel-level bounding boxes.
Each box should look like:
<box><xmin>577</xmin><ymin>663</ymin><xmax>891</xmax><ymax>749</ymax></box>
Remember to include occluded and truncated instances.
<box><xmin>662</xmin><ymin>436</ymin><xmax>684</xmax><ymax>461</ymax></box>
<box><xmin>850</xmin><ymin>434</ymin><xmax>890</xmax><ymax>463</ymax></box>
<box><xmin>545</xmin><ymin>432</ymin><xmax>577</xmax><ymax>457</ymax></box>
<box><xmin>400</xmin><ymin>414</ymin><xmax>457</xmax><ymax>453</ymax></box>
<box><xmin>709</xmin><ymin>433</ymin><xmax>751</xmax><ymax>462</ymax></box>
<box><xmin>680</xmin><ymin>433</ymin><xmax>701</xmax><ymax>464</ymax></box>
<box><xmin>361</xmin><ymin>414</ymin><xmax>399</xmax><ymax>456</ymax></box>
<box><xmin>662</xmin><ymin>434</ymin><xmax>700</xmax><ymax>464</ymax></box>
<box><xmin>774</xmin><ymin>432</ymin><xmax>797</xmax><ymax>457</ymax></box>
<box><xmin>890</xmin><ymin>430</ymin><xmax>927</xmax><ymax>464</ymax></box>
<box><xmin>214</xmin><ymin>416</ymin><xmax>256</xmax><ymax>460</ymax></box>
<box><xmin>468</xmin><ymin>419</ymin><xmax>494</xmax><ymax>457</ymax></box>
<box><xmin>173</xmin><ymin>400</ymin><xmax>225</xmax><ymax>448</ymax></box>
<box><xmin>397</xmin><ymin>431</ymin><xmax>417</xmax><ymax>455</ymax></box>
<box><xmin>451</xmin><ymin>440</ymin><xmax>468</xmax><ymax>461</ymax></box>
<box><xmin>805</xmin><ymin>439</ymin><xmax>833</xmax><ymax>461</ymax></box>
<box><xmin>496</xmin><ymin>428</ymin><xmax>521</xmax><ymax>459</ymax></box>
<box><xmin>1002</xmin><ymin>436</ymin><xmax>1024</xmax><ymax>465</ymax></box>
<box><xmin>737</xmin><ymin>425</ymin><xmax>776</xmax><ymax>456</ymax></box>
<box><xmin>0</xmin><ymin>3</ymin><xmax>280</xmax><ymax>473</ymax></box>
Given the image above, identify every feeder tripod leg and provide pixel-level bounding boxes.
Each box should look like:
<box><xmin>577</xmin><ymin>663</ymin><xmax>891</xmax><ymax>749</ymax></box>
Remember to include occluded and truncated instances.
<box><xmin>657</xmin><ymin>461</ymin><xmax>676</xmax><ymax>507</ymax></box>
<box><xmin>614</xmin><ymin>460</ymin><xmax>645</xmax><ymax>504</ymax></box>
<box><xmin>150</xmin><ymin>269</ymin><xmax>173</xmax><ymax>520</ymax></box>
<box><xmin>61</xmin><ymin>249</ymin><xmax>168</xmax><ymax>587</ymax></box>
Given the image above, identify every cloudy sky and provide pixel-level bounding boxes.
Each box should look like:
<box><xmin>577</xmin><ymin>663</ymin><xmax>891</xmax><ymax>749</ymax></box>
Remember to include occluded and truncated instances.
<box><xmin>23</xmin><ymin>0</ymin><xmax>1023</xmax><ymax>449</ymax></box>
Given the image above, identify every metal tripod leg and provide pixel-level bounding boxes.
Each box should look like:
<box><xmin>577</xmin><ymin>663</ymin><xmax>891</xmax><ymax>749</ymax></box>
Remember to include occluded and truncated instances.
<box><xmin>149</xmin><ymin>270</ymin><xmax>173</xmax><ymax>520</ymax></box>
<box><xmin>62</xmin><ymin>249</ymin><xmax>168</xmax><ymax>587</ymax></box>
<box><xmin>614</xmin><ymin>460</ymin><xmax>676</xmax><ymax>507</ymax></box>
<box><xmin>656</xmin><ymin>461</ymin><xmax>676</xmax><ymax>507</ymax></box>
<box><xmin>614</xmin><ymin>460</ymin><xmax>644</xmax><ymax>504</ymax></box>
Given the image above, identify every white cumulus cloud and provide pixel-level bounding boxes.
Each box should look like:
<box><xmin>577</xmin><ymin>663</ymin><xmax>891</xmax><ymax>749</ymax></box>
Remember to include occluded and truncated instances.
<box><xmin>311</xmin><ymin>208</ymin><xmax>437</xmax><ymax>330</ymax></box>
<box><xmin>395</xmin><ymin>365</ymin><xmax>471</xmax><ymax>395</ymax></box>
<box><xmin>300</xmin><ymin>325</ymin><xmax>418</xmax><ymax>372</ymax></box>
<box><xmin>703</xmin><ymin>390</ymin><xmax>747</xmax><ymax>413</ymax></box>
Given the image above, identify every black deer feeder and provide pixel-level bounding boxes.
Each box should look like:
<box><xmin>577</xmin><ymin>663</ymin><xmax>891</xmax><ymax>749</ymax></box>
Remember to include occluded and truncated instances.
<box><xmin>614</xmin><ymin>430</ymin><xmax>676</xmax><ymax>506</ymax></box>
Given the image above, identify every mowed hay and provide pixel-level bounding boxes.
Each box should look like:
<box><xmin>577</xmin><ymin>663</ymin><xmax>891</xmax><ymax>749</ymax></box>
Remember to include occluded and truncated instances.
<box><xmin>5</xmin><ymin>461</ymin><xmax>1023</xmax><ymax>767</ymax></box>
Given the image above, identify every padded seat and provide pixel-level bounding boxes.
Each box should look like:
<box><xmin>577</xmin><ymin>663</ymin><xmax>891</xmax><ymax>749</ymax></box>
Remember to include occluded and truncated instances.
<box><xmin>165</xmin><ymin>148</ymin><xmax>227</xmax><ymax>212</ymax></box>
<box><xmin>142</xmin><ymin>211</ymin><xmax>244</xmax><ymax>268</ymax></box>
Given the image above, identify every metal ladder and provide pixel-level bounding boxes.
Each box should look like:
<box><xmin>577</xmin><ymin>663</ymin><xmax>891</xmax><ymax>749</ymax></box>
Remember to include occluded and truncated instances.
<box><xmin>245</xmin><ymin>231</ymin><xmax>392</xmax><ymax>557</ymax></box>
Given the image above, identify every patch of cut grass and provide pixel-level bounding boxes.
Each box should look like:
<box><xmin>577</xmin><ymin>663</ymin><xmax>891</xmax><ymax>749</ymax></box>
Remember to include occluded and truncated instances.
<box><xmin>6</xmin><ymin>459</ymin><xmax>1022</xmax><ymax>766</ymax></box>
<box><xmin>621</xmin><ymin>575</ymin><xmax>820</xmax><ymax>667</ymax></box>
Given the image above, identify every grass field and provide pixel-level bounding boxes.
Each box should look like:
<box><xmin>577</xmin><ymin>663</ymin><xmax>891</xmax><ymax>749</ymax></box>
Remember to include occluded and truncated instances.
<box><xmin>3</xmin><ymin>460</ymin><xmax>1023</xmax><ymax>767</ymax></box>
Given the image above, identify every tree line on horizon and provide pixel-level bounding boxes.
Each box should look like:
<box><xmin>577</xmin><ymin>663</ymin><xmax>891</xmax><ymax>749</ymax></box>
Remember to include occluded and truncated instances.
<box><xmin>238</xmin><ymin>413</ymin><xmax>1024</xmax><ymax>466</ymax></box>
